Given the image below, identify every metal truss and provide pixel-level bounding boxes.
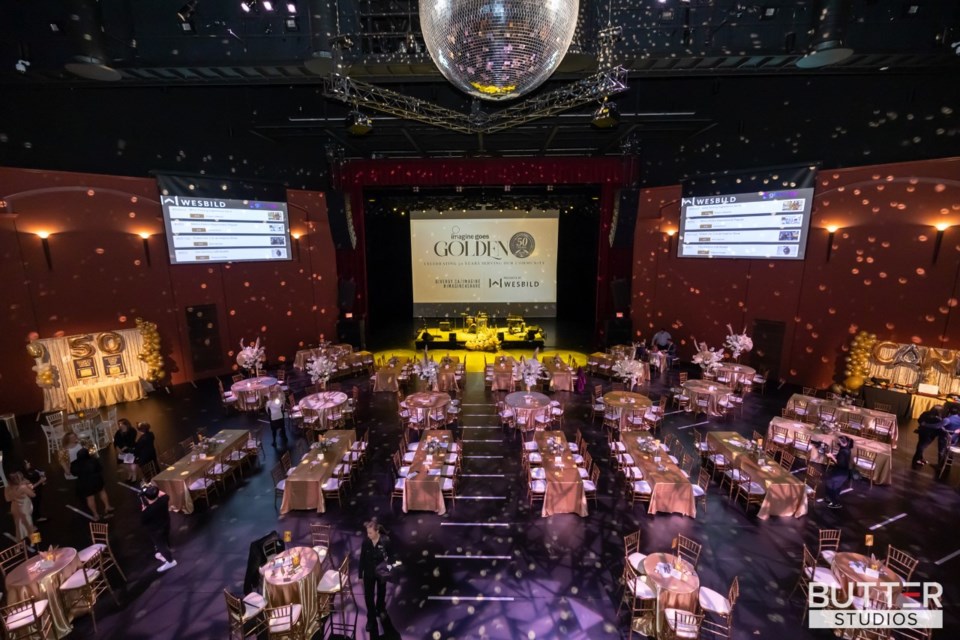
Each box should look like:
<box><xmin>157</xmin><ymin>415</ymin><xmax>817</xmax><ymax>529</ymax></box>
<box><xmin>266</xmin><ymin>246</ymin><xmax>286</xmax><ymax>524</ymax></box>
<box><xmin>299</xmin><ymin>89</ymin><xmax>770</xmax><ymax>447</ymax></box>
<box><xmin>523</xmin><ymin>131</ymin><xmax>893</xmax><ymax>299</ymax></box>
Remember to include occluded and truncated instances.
<box><xmin>321</xmin><ymin>66</ymin><xmax>629</xmax><ymax>135</ymax></box>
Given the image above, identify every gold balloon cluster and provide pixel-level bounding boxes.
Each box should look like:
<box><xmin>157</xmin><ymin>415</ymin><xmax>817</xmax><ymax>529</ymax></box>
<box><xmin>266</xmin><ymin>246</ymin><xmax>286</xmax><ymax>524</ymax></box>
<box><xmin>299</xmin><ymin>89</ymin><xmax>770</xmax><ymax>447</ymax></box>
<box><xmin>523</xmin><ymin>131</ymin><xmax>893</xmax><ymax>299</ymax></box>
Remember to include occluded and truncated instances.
<box><xmin>31</xmin><ymin>362</ymin><xmax>58</xmax><ymax>388</ymax></box>
<box><xmin>842</xmin><ymin>330</ymin><xmax>877</xmax><ymax>392</ymax></box>
<box><xmin>136</xmin><ymin>318</ymin><xmax>165</xmax><ymax>382</ymax></box>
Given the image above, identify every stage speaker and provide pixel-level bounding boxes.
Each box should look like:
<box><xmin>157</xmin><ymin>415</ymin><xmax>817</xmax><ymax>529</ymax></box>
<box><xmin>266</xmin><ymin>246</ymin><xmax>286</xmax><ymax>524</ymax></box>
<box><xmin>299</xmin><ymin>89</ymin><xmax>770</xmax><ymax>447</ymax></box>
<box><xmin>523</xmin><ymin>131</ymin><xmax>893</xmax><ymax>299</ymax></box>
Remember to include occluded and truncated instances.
<box><xmin>612</xmin><ymin>188</ymin><xmax>640</xmax><ymax>248</ymax></box>
<box><xmin>497</xmin><ymin>332</ymin><xmax>505</xmax><ymax>342</ymax></box>
<box><xmin>448</xmin><ymin>333</ymin><xmax>456</xmax><ymax>342</ymax></box>
<box><xmin>605</xmin><ymin>316</ymin><xmax>632</xmax><ymax>346</ymax></box>
<box><xmin>337</xmin><ymin>317</ymin><xmax>365</xmax><ymax>349</ymax></box>
<box><xmin>610</xmin><ymin>278</ymin><xmax>630</xmax><ymax>313</ymax></box>
<box><xmin>439</xmin><ymin>320</ymin><xmax>451</xmax><ymax>332</ymax></box>
<box><xmin>326</xmin><ymin>191</ymin><xmax>354</xmax><ymax>250</ymax></box>
<box><xmin>338</xmin><ymin>278</ymin><xmax>356</xmax><ymax>313</ymax></box>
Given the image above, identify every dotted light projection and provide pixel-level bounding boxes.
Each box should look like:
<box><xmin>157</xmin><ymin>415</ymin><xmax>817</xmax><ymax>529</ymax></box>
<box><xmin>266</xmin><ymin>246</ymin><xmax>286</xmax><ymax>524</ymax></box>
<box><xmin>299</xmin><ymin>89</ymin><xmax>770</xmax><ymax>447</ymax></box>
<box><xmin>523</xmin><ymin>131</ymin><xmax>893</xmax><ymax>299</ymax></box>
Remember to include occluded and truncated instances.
<box><xmin>419</xmin><ymin>0</ymin><xmax>580</xmax><ymax>101</ymax></box>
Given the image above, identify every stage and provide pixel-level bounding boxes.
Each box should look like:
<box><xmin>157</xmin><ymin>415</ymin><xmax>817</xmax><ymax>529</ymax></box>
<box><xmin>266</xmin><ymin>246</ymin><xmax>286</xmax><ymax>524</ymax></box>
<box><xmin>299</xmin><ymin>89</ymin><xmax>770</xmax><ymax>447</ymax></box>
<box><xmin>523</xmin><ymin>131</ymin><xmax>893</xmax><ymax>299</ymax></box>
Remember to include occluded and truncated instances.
<box><xmin>415</xmin><ymin>325</ymin><xmax>546</xmax><ymax>350</ymax></box>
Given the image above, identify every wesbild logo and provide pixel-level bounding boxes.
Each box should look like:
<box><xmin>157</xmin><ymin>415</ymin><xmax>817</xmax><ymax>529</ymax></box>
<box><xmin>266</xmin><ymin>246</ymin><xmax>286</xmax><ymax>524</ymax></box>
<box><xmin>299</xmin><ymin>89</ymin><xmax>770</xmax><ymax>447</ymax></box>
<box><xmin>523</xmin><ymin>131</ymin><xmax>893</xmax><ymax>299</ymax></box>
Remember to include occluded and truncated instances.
<box><xmin>489</xmin><ymin>278</ymin><xmax>540</xmax><ymax>288</ymax></box>
<box><xmin>681</xmin><ymin>197</ymin><xmax>737</xmax><ymax>206</ymax></box>
<box><xmin>163</xmin><ymin>196</ymin><xmax>228</xmax><ymax>208</ymax></box>
<box><xmin>808</xmin><ymin>581</ymin><xmax>943</xmax><ymax>630</ymax></box>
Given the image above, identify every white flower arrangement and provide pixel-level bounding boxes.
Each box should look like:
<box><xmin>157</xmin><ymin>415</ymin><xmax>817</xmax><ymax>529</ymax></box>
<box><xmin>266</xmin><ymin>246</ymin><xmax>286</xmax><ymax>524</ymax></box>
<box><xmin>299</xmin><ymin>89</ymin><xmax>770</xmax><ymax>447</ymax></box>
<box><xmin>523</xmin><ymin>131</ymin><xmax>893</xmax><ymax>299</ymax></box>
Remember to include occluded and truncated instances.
<box><xmin>306</xmin><ymin>355</ymin><xmax>337</xmax><ymax>386</ymax></box>
<box><xmin>515</xmin><ymin>354</ymin><xmax>548</xmax><ymax>389</ymax></box>
<box><xmin>413</xmin><ymin>349</ymin><xmax>440</xmax><ymax>388</ymax></box>
<box><xmin>465</xmin><ymin>328</ymin><xmax>501</xmax><ymax>352</ymax></box>
<box><xmin>691</xmin><ymin>338</ymin><xmax>725</xmax><ymax>372</ymax></box>
<box><xmin>612</xmin><ymin>358</ymin><xmax>645</xmax><ymax>390</ymax></box>
<box><xmin>723</xmin><ymin>324</ymin><xmax>754</xmax><ymax>361</ymax></box>
<box><xmin>237</xmin><ymin>337</ymin><xmax>265</xmax><ymax>375</ymax></box>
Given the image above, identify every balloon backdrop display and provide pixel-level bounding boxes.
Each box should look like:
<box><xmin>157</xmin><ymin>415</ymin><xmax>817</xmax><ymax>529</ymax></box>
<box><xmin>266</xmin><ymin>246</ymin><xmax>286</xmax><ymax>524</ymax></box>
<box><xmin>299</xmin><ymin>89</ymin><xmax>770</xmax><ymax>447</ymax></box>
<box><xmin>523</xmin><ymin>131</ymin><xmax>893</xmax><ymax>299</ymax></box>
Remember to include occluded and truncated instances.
<box><xmin>136</xmin><ymin>318</ymin><xmax>165</xmax><ymax>382</ymax></box>
<box><xmin>842</xmin><ymin>330</ymin><xmax>877</xmax><ymax>392</ymax></box>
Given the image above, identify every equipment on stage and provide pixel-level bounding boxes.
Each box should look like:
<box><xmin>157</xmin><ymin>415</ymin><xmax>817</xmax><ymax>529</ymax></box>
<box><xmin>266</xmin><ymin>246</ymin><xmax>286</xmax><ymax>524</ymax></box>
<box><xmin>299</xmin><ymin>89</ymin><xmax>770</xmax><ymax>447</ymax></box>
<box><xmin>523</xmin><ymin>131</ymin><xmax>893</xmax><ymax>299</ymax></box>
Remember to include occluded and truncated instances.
<box><xmin>439</xmin><ymin>320</ymin><xmax>451</xmax><ymax>332</ymax></box>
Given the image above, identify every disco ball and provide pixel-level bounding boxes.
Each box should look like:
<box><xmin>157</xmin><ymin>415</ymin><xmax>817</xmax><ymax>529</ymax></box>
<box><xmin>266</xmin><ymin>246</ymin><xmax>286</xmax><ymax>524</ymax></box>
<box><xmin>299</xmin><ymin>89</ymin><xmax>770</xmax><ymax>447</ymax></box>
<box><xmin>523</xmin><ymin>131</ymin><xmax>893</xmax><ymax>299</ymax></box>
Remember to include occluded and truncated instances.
<box><xmin>419</xmin><ymin>0</ymin><xmax>580</xmax><ymax>101</ymax></box>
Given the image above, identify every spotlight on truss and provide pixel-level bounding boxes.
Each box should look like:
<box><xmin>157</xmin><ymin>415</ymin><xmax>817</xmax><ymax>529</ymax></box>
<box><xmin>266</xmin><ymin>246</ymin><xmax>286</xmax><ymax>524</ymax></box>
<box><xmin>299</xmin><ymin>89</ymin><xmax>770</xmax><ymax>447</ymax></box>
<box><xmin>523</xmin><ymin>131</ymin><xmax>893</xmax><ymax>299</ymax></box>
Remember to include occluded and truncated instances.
<box><xmin>346</xmin><ymin>110</ymin><xmax>373</xmax><ymax>136</ymax></box>
<box><xmin>591</xmin><ymin>100</ymin><xmax>620</xmax><ymax>129</ymax></box>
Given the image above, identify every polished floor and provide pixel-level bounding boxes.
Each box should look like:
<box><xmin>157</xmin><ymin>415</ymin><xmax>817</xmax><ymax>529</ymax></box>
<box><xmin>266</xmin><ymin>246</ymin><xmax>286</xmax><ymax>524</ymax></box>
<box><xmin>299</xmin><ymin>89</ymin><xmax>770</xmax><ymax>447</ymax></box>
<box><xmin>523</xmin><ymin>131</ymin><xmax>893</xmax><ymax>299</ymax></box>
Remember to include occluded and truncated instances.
<box><xmin>6</xmin><ymin>361</ymin><xmax>958</xmax><ymax>639</ymax></box>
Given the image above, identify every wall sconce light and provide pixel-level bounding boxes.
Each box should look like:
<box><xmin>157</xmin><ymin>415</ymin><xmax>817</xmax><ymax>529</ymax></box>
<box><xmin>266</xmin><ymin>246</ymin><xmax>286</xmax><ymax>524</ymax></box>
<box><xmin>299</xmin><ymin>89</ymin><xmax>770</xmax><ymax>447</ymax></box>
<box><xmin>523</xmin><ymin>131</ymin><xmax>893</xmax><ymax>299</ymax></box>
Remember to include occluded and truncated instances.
<box><xmin>665</xmin><ymin>228</ymin><xmax>676</xmax><ymax>254</ymax></box>
<box><xmin>138</xmin><ymin>232</ymin><xmax>152</xmax><ymax>266</ymax></box>
<box><xmin>36</xmin><ymin>231</ymin><xmax>53</xmax><ymax>270</ymax></box>
<box><xmin>825</xmin><ymin>225</ymin><xmax>838</xmax><ymax>262</ymax></box>
<box><xmin>291</xmin><ymin>232</ymin><xmax>302</xmax><ymax>260</ymax></box>
<box><xmin>933</xmin><ymin>223</ymin><xmax>949</xmax><ymax>264</ymax></box>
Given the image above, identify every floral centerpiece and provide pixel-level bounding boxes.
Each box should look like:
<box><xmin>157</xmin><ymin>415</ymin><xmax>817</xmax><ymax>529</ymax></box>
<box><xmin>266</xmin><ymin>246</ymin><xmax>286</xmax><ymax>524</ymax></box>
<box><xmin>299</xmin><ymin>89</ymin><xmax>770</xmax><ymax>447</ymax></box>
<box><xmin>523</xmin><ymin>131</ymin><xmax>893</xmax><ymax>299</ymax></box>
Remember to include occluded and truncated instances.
<box><xmin>515</xmin><ymin>352</ymin><xmax>548</xmax><ymax>390</ymax></box>
<box><xmin>691</xmin><ymin>338</ymin><xmax>725</xmax><ymax>374</ymax></box>
<box><xmin>465</xmin><ymin>328</ymin><xmax>501</xmax><ymax>352</ymax></box>
<box><xmin>612</xmin><ymin>358</ymin><xmax>645</xmax><ymax>390</ymax></box>
<box><xmin>723</xmin><ymin>324</ymin><xmax>754</xmax><ymax>362</ymax></box>
<box><xmin>413</xmin><ymin>348</ymin><xmax>440</xmax><ymax>389</ymax></box>
<box><xmin>237</xmin><ymin>337</ymin><xmax>265</xmax><ymax>377</ymax></box>
<box><xmin>306</xmin><ymin>355</ymin><xmax>337</xmax><ymax>389</ymax></box>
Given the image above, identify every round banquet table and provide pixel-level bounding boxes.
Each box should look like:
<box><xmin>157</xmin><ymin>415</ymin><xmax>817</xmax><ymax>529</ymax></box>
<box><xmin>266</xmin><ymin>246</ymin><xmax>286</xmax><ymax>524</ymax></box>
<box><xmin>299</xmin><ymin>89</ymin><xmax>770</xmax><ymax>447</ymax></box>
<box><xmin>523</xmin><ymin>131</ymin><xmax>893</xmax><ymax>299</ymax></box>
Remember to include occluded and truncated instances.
<box><xmin>831</xmin><ymin>552</ymin><xmax>903</xmax><ymax>601</ymax></box>
<box><xmin>405</xmin><ymin>392</ymin><xmax>451</xmax><ymax>426</ymax></box>
<box><xmin>261</xmin><ymin>546</ymin><xmax>322</xmax><ymax>638</ymax></box>
<box><xmin>299</xmin><ymin>391</ymin><xmax>348</xmax><ymax>413</ymax></box>
<box><xmin>5</xmin><ymin>547</ymin><xmax>82</xmax><ymax>638</ymax></box>
<box><xmin>713</xmin><ymin>363</ymin><xmax>756</xmax><ymax>388</ymax></box>
<box><xmin>642</xmin><ymin>552</ymin><xmax>700</xmax><ymax>636</ymax></box>
<box><xmin>604</xmin><ymin>391</ymin><xmax>654</xmax><ymax>430</ymax></box>
<box><xmin>232</xmin><ymin>376</ymin><xmax>278</xmax><ymax>401</ymax></box>
<box><xmin>505</xmin><ymin>391</ymin><xmax>551</xmax><ymax>430</ymax></box>
<box><xmin>682</xmin><ymin>380</ymin><xmax>733</xmax><ymax>416</ymax></box>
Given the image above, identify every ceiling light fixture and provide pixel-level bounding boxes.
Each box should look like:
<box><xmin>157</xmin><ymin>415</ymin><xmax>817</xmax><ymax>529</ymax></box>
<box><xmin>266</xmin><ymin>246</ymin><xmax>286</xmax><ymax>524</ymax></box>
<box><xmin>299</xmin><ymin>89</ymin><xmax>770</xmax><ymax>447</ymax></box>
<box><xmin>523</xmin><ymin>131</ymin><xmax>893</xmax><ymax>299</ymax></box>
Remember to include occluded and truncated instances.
<box><xmin>346</xmin><ymin>110</ymin><xmax>373</xmax><ymax>136</ymax></box>
<box><xmin>284</xmin><ymin>16</ymin><xmax>299</xmax><ymax>31</ymax></box>
<box><xmin>178</xmin><ymin>1</ymin><xmax>198</xmax><ymax>33</ymax></box>
<box><xmin>262</xmin><ymin>0</ymin><xmax>275</xmax><ymax>11</ymax></box>
<box><xmin>591</xmin><ymin>99</ymin><xmax>620</xmax><ymax>129</ymax></box>
<box><xmin>286</xmin><ymin>2</ymin><xmax>296</xmax><ymax>13</ymax></box>
<box><xmin>796</xmin><ymin>0</ymin><xmax>854</xmax><ymax>68</ymax></box>
<box><xmin>241</xmin><ymin>0</ymin><xmax>258</xmax><ymax>13</ymax></box>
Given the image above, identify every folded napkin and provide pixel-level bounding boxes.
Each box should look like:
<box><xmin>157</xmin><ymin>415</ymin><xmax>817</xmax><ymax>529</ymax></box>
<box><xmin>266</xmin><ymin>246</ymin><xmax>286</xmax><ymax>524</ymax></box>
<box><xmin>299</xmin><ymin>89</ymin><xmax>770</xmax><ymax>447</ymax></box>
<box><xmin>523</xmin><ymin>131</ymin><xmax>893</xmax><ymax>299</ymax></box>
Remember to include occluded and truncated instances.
<box><xmin>427</xmin><ymin>469</ymin><xmax>440</xmax><ymax>476</ymax></box>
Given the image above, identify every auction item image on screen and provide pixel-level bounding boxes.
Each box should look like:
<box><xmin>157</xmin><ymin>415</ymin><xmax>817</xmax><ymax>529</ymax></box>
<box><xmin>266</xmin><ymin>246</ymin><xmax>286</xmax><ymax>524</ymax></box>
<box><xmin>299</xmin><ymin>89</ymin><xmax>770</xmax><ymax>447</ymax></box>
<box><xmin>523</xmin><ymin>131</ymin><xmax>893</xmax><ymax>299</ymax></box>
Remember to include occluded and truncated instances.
<box><xmin>161</xmin><ymin>195</ymin><xmax>292</xmax><ymax>264</ymax></box>
<box><xmin>678</xmin><ymin>188</ymin><xmax>815</xmax><ymax>260</ymax></box>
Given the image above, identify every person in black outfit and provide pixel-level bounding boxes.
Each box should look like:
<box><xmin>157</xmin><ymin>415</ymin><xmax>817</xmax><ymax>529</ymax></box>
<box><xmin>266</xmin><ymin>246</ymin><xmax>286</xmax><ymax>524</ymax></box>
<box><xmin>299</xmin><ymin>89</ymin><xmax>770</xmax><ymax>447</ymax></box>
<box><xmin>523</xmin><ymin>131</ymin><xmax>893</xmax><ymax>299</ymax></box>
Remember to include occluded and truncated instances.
<box><xmin>913</xmin><ymin>406</ymin><xmax>944</xmax><ymax>468</ymax></box>
<box><xmin>824</xmin><ymin>436</ymin><xmax>854</xmax><ymax>509</ymax></box>
<box><xmin>134</xmin><ymin>422</ymin><xmax>158</xmax><ymax>470</ymax></box>
<box><xmin>114</xmin><ymin>418</ymin><xmax>139</xmax><ymax>481</ymax></box>
<box><xmin>141</xmin><ymin>484</ymin><xmax>177</xmax><ymax>572</ymax></box>
<box><xmin>358</xmin><ymin>518</ymin><xmax>393</xmax><ymax>633</ymax></box>
<box><xmin>70</xmin><ymin>448</ymin><xmax>113</xmax><ymax>521</ymax></box>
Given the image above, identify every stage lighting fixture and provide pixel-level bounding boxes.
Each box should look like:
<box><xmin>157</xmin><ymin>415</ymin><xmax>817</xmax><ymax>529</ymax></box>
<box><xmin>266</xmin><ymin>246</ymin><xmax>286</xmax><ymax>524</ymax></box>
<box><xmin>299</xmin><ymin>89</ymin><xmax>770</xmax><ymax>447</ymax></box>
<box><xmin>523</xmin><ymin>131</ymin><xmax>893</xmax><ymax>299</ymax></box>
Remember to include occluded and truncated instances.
<box><xmin>345</xmin><ymin>110</ymin><xmax>373</xmax><ymax>136</ymax></box>
<box><xmin>284</xmin><ymin>16</ymin><xmax>299</xmax><ymax>31</ymax></box>
<box><xmin>241</xmin><ymin>0</ymin><xmax>258</xmax><ymax>13</ymax></box>
<box><xmin>796</xmin><ymin>0</ymin><xmax>853</xmax><ymax>68</ymax></box>
<box><xmin>761</xmin><ymin>6</ymin><xmax>777</xmax><ymax>19</ymax></box>
<box><xmin>178</xmin><ymin>1</ymin><xmax>197</xmax><ymax>21</ymax></box>
<box><xmin>262</xmin><ymin>0</ymin><xmax>274</xmax><ymax>11</ymax></box>
<box><xmin>592</xmin><ymin>100</ymin><xmax>620</xmax><ymax>128</ymax></box>
<box><xmin>286</xmin><ymin>2</ymin><xmax>296</xmax><ymax>13</ymax></box>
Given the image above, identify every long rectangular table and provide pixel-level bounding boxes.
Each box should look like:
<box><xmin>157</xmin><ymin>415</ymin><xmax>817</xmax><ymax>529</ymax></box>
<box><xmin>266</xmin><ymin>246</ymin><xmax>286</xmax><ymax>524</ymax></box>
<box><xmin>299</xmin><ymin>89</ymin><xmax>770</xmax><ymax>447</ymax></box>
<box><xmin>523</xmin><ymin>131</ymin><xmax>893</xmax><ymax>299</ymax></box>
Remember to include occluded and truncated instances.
<box><xmin>280</xmin><ymin>430</ymin><xmax>356</xmax><ymax>514</ymax></box>
<box><xmin>766</xmin><ymin>417</ymin><xmax>893</xmax><ymax>485</ymax></box>
<box><xmin>403</xmin><ymin>430</ymin><xmax>453</xmax><ymax>515</ymax></box>
<box><xmin>153</xmin><ymin>429</ymin><xmax>250</xmax><ymax>514</ymax></box>
<box><xmin>67</xmin><ymin>377</ymin><xmax>145</xmax><ymax>411</ymax></box>
<box><xmin>622</xmin><ymin>434</ymin><xmax>696</xmax><ymax>518</ymax></box>
<box><xmin>534</xmin><ymin>432</ymin><xmax>587</xmax><ymax>517</ymax></box>
<box><xmin>542</xmin><ymin>359</ymin><xmax>574</xmax><ymax>392</ymax></box>
<box><xmin>786</xmin><ymin>394</ymin><xmax>899</xmax><ymax>447</ymax></box>
<box><xmin>709</xmin><ymin>431</ymin><xmax>808</xmax><ymax>520</ymax></box>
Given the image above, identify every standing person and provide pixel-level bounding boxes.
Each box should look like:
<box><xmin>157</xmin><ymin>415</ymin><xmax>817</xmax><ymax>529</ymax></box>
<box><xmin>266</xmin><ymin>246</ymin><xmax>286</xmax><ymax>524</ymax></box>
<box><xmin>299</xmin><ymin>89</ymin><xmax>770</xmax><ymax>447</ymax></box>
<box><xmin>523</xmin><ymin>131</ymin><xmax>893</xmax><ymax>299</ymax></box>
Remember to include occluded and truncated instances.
<box><xmin>652</xmin><ymin>327</ymin><xmax>672</xmax><ymax>350</ymax></box>
<box><xmin>824</xmin><ymin>436</ymin><xmax>854</xmax><ymax>509</ymax></box>
<box><xmin>21</xmin><ymin>460</ymin><xmax>47</xmax><ymax>523</ymax></box>
<box><xmin>4</xmin><ymin>472</ymin><xmax>39</xmax><ymax>541</ymax></box>
<box><xmin>134</xmin><ymin>422</ymin><xmax>158</xmax><ymax>470</ymax></box>
<box><xmin>266</xmin><ymin>392</ymin><xmax>287</xmax><ymax>447</ymax></box>
<box><xmin>936</xmin><ymin>404</ymin><xmax>960</xmax><ymax>471</ymax></box>
<box><xmin>140</xmin><ymin>484</ymin><xmax>177</xmax><ymax>572</ymax></box>
<box><xmin>114</xmin><ymin>418</ymin><xmax>139</xmax><ymax>481</ymax></box>
<box><xmin>70</xmin><ymin>448</ymin><xmax>113</xmax><ymax>521</ymax></box>
<box><xmin>358</xmin><ymin>518</ymin><xmax>393</xmax><ymax>633</ymax></box>
<box><xmin>913</xmin><ymin>405</ymin><xmax>944</xmax><ymax>468</ymax></box>
<box><xmin>60</xmin><ymin>432</ymin><xmax>84</xmax><ymax>479</ymax></box>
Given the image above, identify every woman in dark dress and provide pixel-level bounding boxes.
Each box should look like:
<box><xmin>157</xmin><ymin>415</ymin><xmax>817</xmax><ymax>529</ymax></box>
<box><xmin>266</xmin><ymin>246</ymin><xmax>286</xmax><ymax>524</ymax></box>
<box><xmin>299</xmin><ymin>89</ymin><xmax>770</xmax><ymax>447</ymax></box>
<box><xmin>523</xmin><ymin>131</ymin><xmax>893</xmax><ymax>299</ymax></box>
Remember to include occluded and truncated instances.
<box><xmin>358</xmin><ymin>518</ymin><xmax>393</xmax><ymax>632</ymax></box>
<box><xmin>134</xmin><ymin>422</ymin><xmax>158</xmax><ymax>471</ymax></box>
<box><xmin>114</xmin><ymin>418</ymin><xmax>139</xmax><ymax>481</ymax></box>
<box><xmin>70</xmin><ymin>448</ymin><xmax>113</xmax><ymax>521</ymax></box>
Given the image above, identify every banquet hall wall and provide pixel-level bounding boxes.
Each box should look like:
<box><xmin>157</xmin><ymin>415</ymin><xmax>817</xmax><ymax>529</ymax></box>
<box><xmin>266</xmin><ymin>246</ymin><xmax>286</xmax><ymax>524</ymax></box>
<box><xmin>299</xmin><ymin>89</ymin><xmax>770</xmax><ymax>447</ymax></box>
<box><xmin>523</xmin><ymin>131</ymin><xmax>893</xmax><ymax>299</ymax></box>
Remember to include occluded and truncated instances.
<box><xmin>0</xmin><ymin>167</ymin><xmax>338</xmax><ymax>415</ymax></box>
<box><xmin>631</xmin><ymin>156</ymin><xmax>960</xmax><ymax>389</ymax></box>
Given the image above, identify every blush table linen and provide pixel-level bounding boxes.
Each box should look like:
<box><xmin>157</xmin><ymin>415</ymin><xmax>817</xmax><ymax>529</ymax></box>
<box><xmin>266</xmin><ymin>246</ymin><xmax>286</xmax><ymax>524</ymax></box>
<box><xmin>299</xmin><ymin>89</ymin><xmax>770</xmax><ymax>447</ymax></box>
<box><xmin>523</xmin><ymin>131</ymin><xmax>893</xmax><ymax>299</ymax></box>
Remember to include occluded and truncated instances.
<box><xmin>261</xmin><ymin>546</ymin><xmax>323</xmax><ymax>638</ymax></box>
<box><xmin>153</xmin><ymin>429</ymin><xmax>250</xmax><ymax>513</ymax></box>
<box><xmin>624</xmin><ymin>435</ymin><xmax>696</xmax><ymax>518</ymax></box>
<box><xmin>534</xmin><ymin>432</ymin><xmax>588</xmax><ymax>517</ymax></box>
<box><xmin>403</xmin><ymin>430</ymin><xmax>453</xmax><ymax>514</ymax></box>
<box><xmin>5</xmin><ymin>547</ymin><xmax>82</xmax><ymax>638</ymax></box>
<box><xmin>280</xmin><ymin>430</ymin><xmax>355</xmax><ymax>514</ymax></box>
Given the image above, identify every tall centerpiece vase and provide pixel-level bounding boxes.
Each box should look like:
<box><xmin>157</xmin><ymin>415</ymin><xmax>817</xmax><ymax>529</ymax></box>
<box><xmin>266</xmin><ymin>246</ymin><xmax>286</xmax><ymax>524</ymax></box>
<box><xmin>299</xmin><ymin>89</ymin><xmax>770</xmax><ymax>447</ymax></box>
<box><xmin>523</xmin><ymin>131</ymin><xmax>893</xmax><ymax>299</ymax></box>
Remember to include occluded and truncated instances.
<box><xmin>319</xmin><ymin>378</ymin><xmax>327</xmax><ymax>391</ymax></box>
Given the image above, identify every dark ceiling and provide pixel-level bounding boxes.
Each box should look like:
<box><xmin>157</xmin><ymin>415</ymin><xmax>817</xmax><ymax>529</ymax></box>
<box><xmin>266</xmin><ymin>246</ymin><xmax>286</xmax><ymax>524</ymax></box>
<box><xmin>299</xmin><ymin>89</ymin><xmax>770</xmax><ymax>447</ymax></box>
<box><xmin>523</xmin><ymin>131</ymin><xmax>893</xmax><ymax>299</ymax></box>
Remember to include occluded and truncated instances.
<box><xmin>0</xmin><ymin>0</ymin><xmax>958</xmax><ymax>189</ymax></box>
